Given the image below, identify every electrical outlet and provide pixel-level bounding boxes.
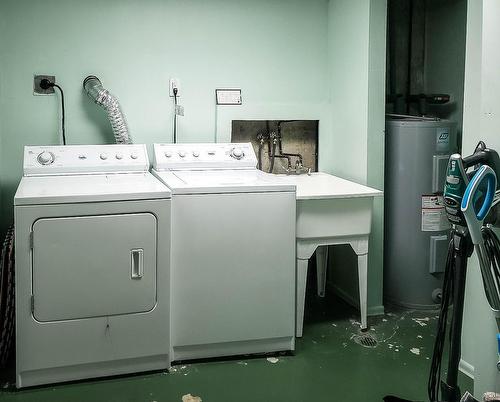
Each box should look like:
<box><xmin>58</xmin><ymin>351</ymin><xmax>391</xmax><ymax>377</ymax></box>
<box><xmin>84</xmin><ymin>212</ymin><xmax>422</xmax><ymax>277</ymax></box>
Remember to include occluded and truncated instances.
<box><xmin>34</xmin><ymin>75</ymin><xmax>55</xmax><ymax>95</ymax></box>
<box><xmin>169</xmin><ymin>78</ymin><xmax>180</xmax><ymax>97</ymax></box>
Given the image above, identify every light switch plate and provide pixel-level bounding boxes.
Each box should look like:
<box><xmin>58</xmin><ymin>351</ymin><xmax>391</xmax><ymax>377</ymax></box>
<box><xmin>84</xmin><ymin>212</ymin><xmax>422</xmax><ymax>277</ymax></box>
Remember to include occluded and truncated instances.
<box><xmin>34</xmin><ymin>75</ymin><xmax>55</xmax><ymax>95</ymax></box>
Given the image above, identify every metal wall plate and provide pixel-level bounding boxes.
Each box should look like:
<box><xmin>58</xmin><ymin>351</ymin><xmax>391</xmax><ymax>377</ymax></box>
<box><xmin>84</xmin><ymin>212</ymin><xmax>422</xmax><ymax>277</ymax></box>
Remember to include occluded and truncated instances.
<box><xmin>33</xmin><ymin>75</ymin><xmax>55</xmax><ymax>95</ymax></box>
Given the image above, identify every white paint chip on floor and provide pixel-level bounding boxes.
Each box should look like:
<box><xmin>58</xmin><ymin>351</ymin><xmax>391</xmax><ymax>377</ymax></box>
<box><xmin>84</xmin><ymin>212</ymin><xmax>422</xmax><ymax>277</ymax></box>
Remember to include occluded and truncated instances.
<box><xmin>182</xmin><ymin>394</ymin><xmax>202</xmax><ymax>402</ymax></box>
<box><xmin>266</xmin><ymin>357</ymin><xmax>279</xmax><ymax>364</ymax></box>
<box><xmin>410</xmin><ymin>348</ymin><xmax>420</xmax><ymax>355</ymax></box>
<box><xmin>412</xmin><ymin>317</ymin><xmax>430</xmax><ymax>327</ymax></box>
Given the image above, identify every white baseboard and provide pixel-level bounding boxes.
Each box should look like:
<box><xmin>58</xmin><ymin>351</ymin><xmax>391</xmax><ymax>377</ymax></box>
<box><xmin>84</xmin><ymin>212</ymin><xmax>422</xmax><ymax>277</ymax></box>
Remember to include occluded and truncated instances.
<box><xmin>459</xmin><ymin>358</ymin><xmax>475</xmax><ymax>380</ymax></box>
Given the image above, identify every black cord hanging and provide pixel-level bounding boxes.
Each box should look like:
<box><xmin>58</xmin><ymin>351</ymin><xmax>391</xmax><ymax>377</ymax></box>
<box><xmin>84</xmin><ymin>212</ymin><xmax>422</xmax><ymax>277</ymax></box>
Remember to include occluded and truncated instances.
<box><xmin>52</xmin><ymin>84</ymin><xmax>66</xmax><ymax>145</ymax></box>
<box><xmin>40</xmin><ymin>79</ymin><xmax>66</xmax><ymax>145</ymax></box>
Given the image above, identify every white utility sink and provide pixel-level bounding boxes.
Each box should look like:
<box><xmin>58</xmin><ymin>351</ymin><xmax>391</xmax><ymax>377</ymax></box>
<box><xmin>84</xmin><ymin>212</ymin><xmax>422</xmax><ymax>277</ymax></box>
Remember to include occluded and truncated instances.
<box><xmin>275</xmin><ymin>172</ymin><xmax>382</xmax><ymax>336</ymax></box>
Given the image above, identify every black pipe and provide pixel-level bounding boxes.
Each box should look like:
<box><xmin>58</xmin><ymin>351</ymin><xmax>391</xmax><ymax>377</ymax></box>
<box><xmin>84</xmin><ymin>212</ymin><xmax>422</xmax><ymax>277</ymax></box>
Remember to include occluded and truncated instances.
<box><xmin>269</xmin><ymin>141</ymin><xmax>276</xmax><ymax>173</ymax></box>
<box><xmin>276</xmin><ymin>121</ymin><xmax>304</xmax><ymax>165</ymax></box>
<box><xmin>257</xmin><ymin>140</ymin><xmax>264</xmax><ymax>170</ymax></box>
<box><xmin>406</xmin><ymin>0</ymin><xmax>414</xmax><ymax>114</ymax></box>
<box><xmin>271</xmin><ymin>153</ymin><xmax>292</xmax><ymax>169</ymax></box>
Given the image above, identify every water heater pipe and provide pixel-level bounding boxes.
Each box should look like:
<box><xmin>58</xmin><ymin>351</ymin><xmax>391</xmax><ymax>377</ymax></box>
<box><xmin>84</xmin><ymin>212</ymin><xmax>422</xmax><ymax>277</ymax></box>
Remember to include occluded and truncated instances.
<box><xmin>83</xmin><ymin>76</ymin><xmax>132</xmax><ymax>144</ymax></box>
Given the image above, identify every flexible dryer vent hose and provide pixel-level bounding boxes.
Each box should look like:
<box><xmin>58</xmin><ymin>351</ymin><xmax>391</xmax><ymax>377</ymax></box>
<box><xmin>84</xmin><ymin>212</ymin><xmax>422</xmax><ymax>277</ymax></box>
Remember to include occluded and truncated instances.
<box><xmin>83</xmin><ymin>76</ymin><xmax>132</xmax><ymax>144</ymax></box>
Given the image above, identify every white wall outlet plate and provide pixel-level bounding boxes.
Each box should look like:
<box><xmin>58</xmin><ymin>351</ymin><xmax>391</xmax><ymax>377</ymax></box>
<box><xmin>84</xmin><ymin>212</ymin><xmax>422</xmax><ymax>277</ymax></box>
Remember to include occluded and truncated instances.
<box><xmin>169</xmin><ymin>78</ymin><xmax>180</xmax><ymax>97</ymax></box>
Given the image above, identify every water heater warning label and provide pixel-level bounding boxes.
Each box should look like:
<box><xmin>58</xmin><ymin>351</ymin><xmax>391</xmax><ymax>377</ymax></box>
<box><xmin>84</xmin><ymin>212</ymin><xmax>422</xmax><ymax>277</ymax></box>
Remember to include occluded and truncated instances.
<box><xmin>421</xmin><ymin>195</ymin><xmax>450</xmax><ymax>232</ymax></box>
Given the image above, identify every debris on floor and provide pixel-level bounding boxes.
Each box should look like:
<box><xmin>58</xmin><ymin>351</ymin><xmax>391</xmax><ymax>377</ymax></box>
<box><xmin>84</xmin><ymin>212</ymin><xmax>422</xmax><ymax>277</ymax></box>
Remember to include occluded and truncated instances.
<box><xmin>412</xmin><ymin>317</ymin><xmax>430</xmax><ymax>327</ymax></box>
<box><xmin>182</xmin><ymin>394</ymin><xmax>202</xmax><ymax>402</ymax></box>
<box><xmin>0</xmin><ymin>297</ymin><xmax>471</xmax><ymax>402</ymax></box>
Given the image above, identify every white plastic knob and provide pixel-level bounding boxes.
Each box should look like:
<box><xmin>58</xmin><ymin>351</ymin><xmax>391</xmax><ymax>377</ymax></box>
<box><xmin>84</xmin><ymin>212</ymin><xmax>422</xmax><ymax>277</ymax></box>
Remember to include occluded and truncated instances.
<box><xmin>165</xmin><ymin>151</ymin><xmax>172</xmax><ymax>158</ymax></box>
<box><xmin>115</xmin><ymin>153</ymin><xmax>123</xmax><ymax>160</ymax></box>
<box><xmin>178</xmin><ymin>150</ymin><xmax>186</xmax><ymax>158</ymax></box>
<box><xmin>100</xmin><ymin>153</ymin><xmax>108</xmax><ymax>160</ymax></box>
<box><xmin>130</xmin><ymin>152</ymin><xmax>139</xmax><ymax>159</ymax></box>
<box><xmin>193</xmin><ymin>150</ymin><xmax>200</xmax><ymax>157</ymax></box>
<box><xmin>37</xmin><ymin>151</ymin><xmax>55</xmax><ymax>165</ymax></box>
<box><xmin>231</xmin><ymin>148</ymin><xmax>244</xmax><ymax>159</ymax></box>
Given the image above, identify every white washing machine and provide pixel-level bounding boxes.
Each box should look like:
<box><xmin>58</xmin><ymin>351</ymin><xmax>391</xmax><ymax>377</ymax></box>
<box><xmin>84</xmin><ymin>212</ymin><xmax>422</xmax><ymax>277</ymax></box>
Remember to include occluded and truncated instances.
<box><xmin>14</xmin><ymin>144</ymin><xmax>171</xmax><ymax>388</ymax></box>
<box><xmin>152</xmin><ymin>142</ymin><xmax>296</xmax><ymax>361</ymax></box>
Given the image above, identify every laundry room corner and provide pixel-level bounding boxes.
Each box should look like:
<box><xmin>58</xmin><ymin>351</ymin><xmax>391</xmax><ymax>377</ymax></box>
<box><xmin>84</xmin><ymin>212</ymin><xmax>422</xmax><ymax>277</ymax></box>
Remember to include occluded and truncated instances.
<box><xmin>325</xmin><ymin>0</ymin><xmax>387</xmax><ymax>317</ymax></box>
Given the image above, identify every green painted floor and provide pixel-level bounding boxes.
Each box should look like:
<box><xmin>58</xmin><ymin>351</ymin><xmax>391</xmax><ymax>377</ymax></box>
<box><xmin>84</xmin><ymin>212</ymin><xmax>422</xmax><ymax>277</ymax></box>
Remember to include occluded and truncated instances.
<box><xmin>0</xmin><ymin>293</ymin><xmax>472</xmax><ymax>402</ymax></box>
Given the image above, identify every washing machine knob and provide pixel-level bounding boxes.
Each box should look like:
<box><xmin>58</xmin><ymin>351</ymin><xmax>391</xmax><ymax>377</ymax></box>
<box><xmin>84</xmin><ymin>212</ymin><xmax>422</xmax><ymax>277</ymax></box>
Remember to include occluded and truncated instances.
<box><xmin>115</xmin><ymin>152</ymin><xmax>123</xmax><ymax>160</ymax></box>
<box><xmin>192</xmin><ymin>150</ymin><xmax>200</xmax><ymax>157</ymax></box>
<box><xmin>165</xmin><ymin>151</ymin><xmax>172</xmax><ymax>158</ymax></box>
<box><xmin>100</xmin><ymin>153</ymin><xmax>108</xmax><ymax>160</ymax></box>
<box><xmin>130</xmin><ymin>152</ymin><xmax>139</xmax><ymax>159</ymax></box>
<box><xmin>178</xmin><ymin>150</ymin><xmax>186</xmax><ymax>158</ymax></box>
<box><xmin>37</xmin><ymin>151</ymin><xmax>55</xmax><ymax>165</ymax></box>
<box><xmin>231</xmin><ymin>147</ymin><xmax>244</xmax><ymax>159</ymax></box>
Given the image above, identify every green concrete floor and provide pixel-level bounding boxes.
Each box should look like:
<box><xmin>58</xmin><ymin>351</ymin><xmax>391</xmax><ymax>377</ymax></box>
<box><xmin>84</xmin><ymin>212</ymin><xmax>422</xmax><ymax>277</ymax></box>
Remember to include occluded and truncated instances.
<box><xmin>0</xmin><ymin>292</ymin><xmax>472</xmax><ymax>402</ymax></box>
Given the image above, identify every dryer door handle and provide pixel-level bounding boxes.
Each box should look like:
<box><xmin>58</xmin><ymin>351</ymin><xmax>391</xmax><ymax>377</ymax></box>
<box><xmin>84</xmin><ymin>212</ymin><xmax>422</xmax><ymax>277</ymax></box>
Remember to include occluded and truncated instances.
<box><xmin>130</xmin><ymin>249</ymin><xmax>144</xmax><ymax>279</ymax></box>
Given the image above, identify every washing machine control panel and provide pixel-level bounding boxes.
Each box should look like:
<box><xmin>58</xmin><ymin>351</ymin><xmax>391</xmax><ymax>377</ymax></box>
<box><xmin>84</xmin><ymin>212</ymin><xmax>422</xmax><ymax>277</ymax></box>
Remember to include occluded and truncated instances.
<box><xmin>153</xmin><ymin>143</ymin><xmax>257</xmax><ymax>170</ymax></box>
<box><xmin>23</xmin><ymin>144</ymin><xmax>149</xmax><ymax>176</ymax></box>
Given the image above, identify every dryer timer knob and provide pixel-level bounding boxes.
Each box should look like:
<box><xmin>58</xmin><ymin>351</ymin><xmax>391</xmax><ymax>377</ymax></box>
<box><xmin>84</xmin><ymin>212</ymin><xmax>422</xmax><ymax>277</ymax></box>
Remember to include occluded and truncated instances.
<box><xmin>37</xmin><ymin>151</ymin><xmax>55</xmax><ymax>165</ymax></box>
<box><xmin>231</xmin><ymin>147</ymin><xmax>244</xmax><ymax>159</ymax></box>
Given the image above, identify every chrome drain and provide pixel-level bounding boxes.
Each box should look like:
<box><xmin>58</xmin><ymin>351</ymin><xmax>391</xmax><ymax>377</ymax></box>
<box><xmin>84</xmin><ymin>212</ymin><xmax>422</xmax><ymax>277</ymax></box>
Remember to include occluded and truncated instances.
<box><xmin>353</xmin><ymin>333</ymin><xmax>378</xmax><ymax>348</ymax></box>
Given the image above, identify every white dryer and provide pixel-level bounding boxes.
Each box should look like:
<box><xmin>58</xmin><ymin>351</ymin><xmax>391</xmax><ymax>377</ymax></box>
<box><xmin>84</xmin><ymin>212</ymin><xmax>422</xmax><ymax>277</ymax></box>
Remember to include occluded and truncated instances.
<box><xmin>14</xmin><ymin>144</ymin><xmax>171</xmax><ymax>388</ymax></box>
<box><xmin>152</xmin><ymin>142</ymin><xmax>296</xmax><ymax>361</ymax></box>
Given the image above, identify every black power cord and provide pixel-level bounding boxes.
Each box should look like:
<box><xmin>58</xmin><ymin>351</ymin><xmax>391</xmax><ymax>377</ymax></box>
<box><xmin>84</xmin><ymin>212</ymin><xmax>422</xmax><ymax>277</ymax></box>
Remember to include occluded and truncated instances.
<box><xmin>173</xmin><ymin>87</ymin><xmax>178</xmax><ymax>144</ymax></box>
<box><xmin>40</xmin><ymin>78</ymin><xmax>66</xmax><ymax>145</ymax></box>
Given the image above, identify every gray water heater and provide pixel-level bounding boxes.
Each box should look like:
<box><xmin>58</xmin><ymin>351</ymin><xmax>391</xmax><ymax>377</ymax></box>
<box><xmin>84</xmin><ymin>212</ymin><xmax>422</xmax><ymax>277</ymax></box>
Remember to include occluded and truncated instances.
<box><xmin>384</xmin><ymin>118</ymin><xmax>458</xmax><ymax>309</ymax></box>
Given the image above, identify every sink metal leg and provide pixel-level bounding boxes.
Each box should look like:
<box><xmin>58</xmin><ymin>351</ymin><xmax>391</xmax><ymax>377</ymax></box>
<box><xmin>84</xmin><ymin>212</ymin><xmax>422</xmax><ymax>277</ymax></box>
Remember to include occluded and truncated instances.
<box><xmin>296</xmin><ymin>258</ymin><xmax>309</xmax><ymax>337</ymax></box>
<box><xmin>316</xmin><ymin>246</ymin><xmax>329</xmax><ymax>297</ymax></box>
<box><xmin>357</xmin><ymin>253</ymin><xmax>368</xmax><ymax>330</ymax></box>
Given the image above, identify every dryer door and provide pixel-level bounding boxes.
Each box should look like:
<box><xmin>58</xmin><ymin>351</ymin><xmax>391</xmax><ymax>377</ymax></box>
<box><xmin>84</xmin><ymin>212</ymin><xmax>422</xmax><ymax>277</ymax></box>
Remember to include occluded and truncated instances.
<box><xmin>32</xmin><ymin>213</ymin><xmax>157</xmax><ymax>322</ymax></box>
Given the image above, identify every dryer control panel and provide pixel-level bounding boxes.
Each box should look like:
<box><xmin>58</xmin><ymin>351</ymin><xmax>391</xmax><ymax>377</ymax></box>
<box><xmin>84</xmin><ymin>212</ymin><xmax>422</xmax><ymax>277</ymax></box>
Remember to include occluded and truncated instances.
<box><xmin>153</xmin><ymin>143</ymin><xmax>258</xmax><ymax>170</ymax></box>
<box><xmin>23</xmin><ymin>144</ymin><xmax>149</xmax><ymax>176</ymax></box>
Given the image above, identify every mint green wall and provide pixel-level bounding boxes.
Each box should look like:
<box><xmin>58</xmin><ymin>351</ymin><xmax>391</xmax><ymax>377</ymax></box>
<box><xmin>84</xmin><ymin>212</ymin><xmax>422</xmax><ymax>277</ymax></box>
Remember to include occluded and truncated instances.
<box><xmin>366</xmin><ymin>0</ymin><xmax>387</xmax><ymax>316</ymax></box>
<box><xmin>328</xmin><ymin>0</ymin><xmax>370</xmax><ymax>183</ymax></box>
<box><xmin>0</xmin><ymin>0</ymin><xmax>387</xmax><ymax>313</ymax></box>
<box><xmin>0</xmin><ymin>0</ymin><xmax>329</xmax><ymax>229</ymax></box>
<box><xmin>327</xmin><ymin>0</ymin><xmax>386</xmax><ymax>315</ymax></box>
<box><xmin>461</xmin><ymin>0</ymin><xmax>500</xmax><ymax>396</ymax></box>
